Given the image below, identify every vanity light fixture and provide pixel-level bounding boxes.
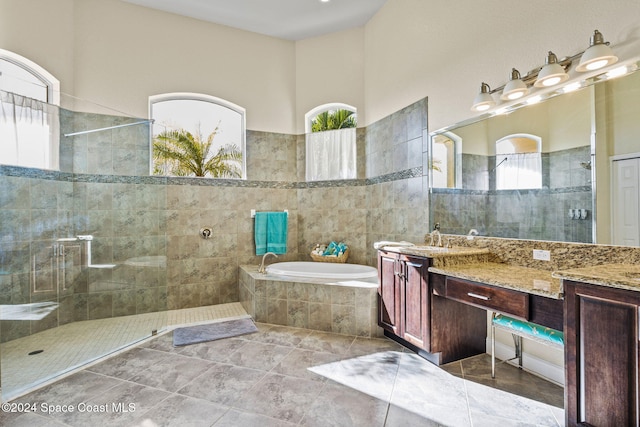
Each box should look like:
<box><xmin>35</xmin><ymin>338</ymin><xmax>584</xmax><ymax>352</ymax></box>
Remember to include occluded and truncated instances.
<box><xmin>501</xmin><ymin>68</ymin><xmax>529</xmax><ymax>100</ymax></box>
<box><xmin>576</xmin><ymin>30</ymin><xmax>618</xmax><ymax>72</ymax></box>
<box><xmin>606</xmin><ymin>65</ymin><xmax>628</xmax><ymax>79</ymax></box>
<box><xmin>471</xmin><ymin>29</ymin><xmax>621</xmax><ymax>113</ymax></box>
<box><xmin>526</xmin><ymin>95</ymin><xmax>543</xmax><ymax>105</ymax></box>
<box><xmin>471</xmin><ymin>82</ymin><xmax>495</xmax><ymax>112</ymax></box>
<box><xmin>563</xmin><ymin>82</ymin><xmax>582</xmax><ymax>93</ymax></box>
<box><xmin>534</xmin><ymin>51</ymin><xmax>570</xmax><ymax>87</ymax></box>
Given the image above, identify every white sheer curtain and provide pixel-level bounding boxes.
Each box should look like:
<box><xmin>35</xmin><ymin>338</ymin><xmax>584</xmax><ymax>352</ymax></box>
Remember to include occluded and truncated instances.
<box><xmin>496</xmin><ymin>152</ymin><xmax>542</xmax><ymax>190</ymax></box>
<box><xmin>305</xmin><ymin>128</ymin><xmax>356</xmax><ymax>181</ymax></box>
<box><xmin>0</xmin><ymin>90</ymin><xmax>59</xmax><ymax>169</ymax></box>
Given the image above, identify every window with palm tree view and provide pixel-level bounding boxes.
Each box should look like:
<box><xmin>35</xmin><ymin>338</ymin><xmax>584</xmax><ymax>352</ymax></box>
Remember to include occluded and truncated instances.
<box><xmin>305</xmin><ymin>104</ymin><xmax>357</xmax><ymax>181</ymax></box>
<box><xmin>150</xmin><ymin>93</ymin><xmax>245</xmax><ymax>178</ymax></box>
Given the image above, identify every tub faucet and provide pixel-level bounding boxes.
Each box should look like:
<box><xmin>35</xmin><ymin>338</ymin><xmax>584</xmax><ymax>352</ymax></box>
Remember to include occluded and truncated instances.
<box><xmin>429</xmin><ymin>223</ymin><xmax>442</xmax><ymax>247</ymax></box>
<box><xmin>467</xmin><ymin>228</ymin><xmax>479</xmax><ymax>240</ymax></box>
<box><xmin>258</xmin><ymin>252</ymin><xmax>278</xmax><ymax>274</ymax></box>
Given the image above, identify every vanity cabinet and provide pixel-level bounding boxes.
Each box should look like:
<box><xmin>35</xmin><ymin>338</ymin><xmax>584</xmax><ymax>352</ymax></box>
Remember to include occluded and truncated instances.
<box><xmin>377</xmin><ymin>251</ymin><xmax>430</xmax><ymax>349</ymax></box>
<box><xmin>378</xmin><ymin>252</ymin><xmax>488</xmax><ymax>364</ymax></box>
<box><xmin>564</xmin><ymin>280</ymin><xmax>640</xmax><ymax>426</ymax></box>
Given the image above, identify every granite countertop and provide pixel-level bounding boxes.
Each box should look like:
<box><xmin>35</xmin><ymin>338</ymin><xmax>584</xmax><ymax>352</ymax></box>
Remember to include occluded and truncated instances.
<box><xmin>428</xmin><ymin>262</ymin><xmax>563</xmax><ymax>299</ymax></box>
<box><xmin>379</xmin><ymin>245</ymin><xmax>490</xmax><ymax>258</ymax></box>
<box><xmin>380</xmin><ymin>244</ymin><xmax>640</xmax><ymax>298</ymax></box>
<box><xmin>552</xmin><ymin>263</ymin><xmax>640</xmax><ymax>293</ymax></box>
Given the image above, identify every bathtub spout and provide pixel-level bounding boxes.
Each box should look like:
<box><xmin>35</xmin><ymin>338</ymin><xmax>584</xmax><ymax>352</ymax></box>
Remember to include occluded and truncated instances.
<box><xmin>258</xmin><ymin>252</ymin><xmax>278</xmax><ymax>274</ymax></box>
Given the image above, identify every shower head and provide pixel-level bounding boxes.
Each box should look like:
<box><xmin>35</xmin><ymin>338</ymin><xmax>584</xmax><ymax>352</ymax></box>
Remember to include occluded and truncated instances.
<box><xmin>580</xmin><ymin>161</ymin><xmax>592</xmax><ymax>170</ymax></box>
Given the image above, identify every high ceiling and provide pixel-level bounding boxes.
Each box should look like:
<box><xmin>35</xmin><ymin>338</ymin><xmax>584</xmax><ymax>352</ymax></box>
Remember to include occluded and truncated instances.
<box><xmin>121</xmin><ymin>0</ymin><xmax>388</xmax><ymax>41</ymax></box>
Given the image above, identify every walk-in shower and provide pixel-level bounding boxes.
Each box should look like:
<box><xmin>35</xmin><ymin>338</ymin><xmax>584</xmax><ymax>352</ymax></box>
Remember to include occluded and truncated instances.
<box><xmin>0</xmin><ymin>94</ymin><xmax>168</xmax><ymax>401</ymax></box>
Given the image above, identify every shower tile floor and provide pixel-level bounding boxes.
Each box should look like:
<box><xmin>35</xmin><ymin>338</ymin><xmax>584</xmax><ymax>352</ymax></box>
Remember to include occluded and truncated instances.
<box><xmin>1</xmin><ymin>303</ymin><xmax>249</xmax><ymax>402</ymax></box>
<box><xmin>1</xmin><ymin>318</ymin><xmax>565</xmax><ymax>426</ymax></box>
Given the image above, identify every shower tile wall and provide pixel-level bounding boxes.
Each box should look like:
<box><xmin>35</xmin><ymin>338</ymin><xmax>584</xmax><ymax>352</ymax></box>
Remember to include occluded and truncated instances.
<box><xmin>164</xmin><ymin>183</ymin><xmax>298</xmax><ymax>309</ymax></box>
<box><xmin>0</xmin><ymin>173</ymin><xmax>168</xmax><ymax>342</ymax></box>
<box><xmin>0</xmin><ymin>176</ymin><xmax>74</xmax><ymax>341</ymax></box>
<box><xmin>365</xmin><ymin>98</ymin><xmax>429</xmax><ymax>265</ymax></box>
<box><xmin>0</xmin><ymin>97</ymin><xmax>430</xmax><ymax>340</ymax></box>
<box><xmin>59</xmin><ymin>109</ymin><xmax>150</xmax><ymax>176</ymax></box>
<box><xmin>246</xmin><ymin>131</ymin><xmax>298</xmax><ymax>181</ymax></box>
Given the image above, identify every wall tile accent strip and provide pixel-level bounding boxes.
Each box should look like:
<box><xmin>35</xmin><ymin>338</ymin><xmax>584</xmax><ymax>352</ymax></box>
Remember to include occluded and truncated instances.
<box><xmin>0</xmin><ymin>165</ymin><xmax>422</xmax><ymax>189</ymax></box>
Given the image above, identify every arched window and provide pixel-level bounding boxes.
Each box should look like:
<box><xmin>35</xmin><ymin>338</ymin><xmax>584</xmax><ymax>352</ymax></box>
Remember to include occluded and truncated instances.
<box><xmin>0</xmin><ymin>49</ymin><xmax>60</xmax><ymax>169</ymax></box>
<box><xmin>495</xmin><ymin>133</ymin><xmax>542</xmax><ymax>190</ymax></box>
<box><xmin>149</xmin><ymin>93</ymin><xmax>246</xmax><ymax>179</ymax></box>
<box><xmin>431</xmin><ymin>132</ymin><xmax>461</xmax><ymax>188</ymax></box>
<box><xmin>305</xmin><ymin>103</ymin><xmax>357</xmax><ymax>181</ymax></box>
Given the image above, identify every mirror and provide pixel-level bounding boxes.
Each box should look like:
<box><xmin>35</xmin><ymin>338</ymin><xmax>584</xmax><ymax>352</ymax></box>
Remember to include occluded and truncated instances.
<box><xmin>429</xmin><ymin>60</ymin><xmax>640</xmax><ymax>244</ymax></box>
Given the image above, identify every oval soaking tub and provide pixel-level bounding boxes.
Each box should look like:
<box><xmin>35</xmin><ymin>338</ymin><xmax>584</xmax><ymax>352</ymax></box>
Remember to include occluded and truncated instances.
<box><xmin>265</xmin><ymin>261</ymin><xmax>377</xmax><ymax>280</ymax></box>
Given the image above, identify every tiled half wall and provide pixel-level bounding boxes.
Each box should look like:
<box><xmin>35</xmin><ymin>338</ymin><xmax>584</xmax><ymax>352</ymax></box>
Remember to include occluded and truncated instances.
<box><xmin>0</xmin><ymin>98</ymin><xmax>429</xmax><ymax>342</ymax></box>
<box><xmin>238</xmin><ymin>266</ymin><xmax>381</xmax><ymax>337</ymax></box>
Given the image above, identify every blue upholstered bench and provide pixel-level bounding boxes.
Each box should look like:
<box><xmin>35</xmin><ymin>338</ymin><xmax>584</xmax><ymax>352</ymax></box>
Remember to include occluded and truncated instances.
<box><xmin>491</xmin><ymin>312</ymin><xmax>564</xmax><ymax>378</ymax></box>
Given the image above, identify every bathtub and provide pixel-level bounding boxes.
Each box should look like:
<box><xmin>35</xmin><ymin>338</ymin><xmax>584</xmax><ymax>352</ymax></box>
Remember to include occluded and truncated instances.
<box><xmin>239</xmin><ymin>263</ymin><xmax>382</xmax><ymax>337</ymax></box>
<box><xmin>265</xmin><ymin>261</ymin><xmax>378</xmax><ymax>280</ymax></box>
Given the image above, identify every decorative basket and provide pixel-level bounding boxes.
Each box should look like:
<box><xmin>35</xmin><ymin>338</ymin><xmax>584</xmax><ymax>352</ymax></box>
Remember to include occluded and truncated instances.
<box><xmin>310</xmin><ymin>247</ymin><xmax>350</xmax><ymax>263</ymax></box>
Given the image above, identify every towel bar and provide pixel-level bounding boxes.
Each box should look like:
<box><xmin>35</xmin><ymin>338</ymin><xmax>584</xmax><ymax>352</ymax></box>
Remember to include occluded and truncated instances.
<box><xmin>251</xmin><ymin>209</ymin><xmax>288</xmax><ymax>218</ymax></box>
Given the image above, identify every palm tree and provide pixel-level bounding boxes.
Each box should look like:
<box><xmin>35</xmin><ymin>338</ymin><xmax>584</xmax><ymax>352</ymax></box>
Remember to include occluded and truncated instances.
<box><xmin>311</xmin><ymin>109</ymin><xmax>357</xmax><ymax>132</ymax></box>
<box><xmin>153</xmin><ymin>127</ymin><xmax>242</xmax><ymax>178</ymax></box>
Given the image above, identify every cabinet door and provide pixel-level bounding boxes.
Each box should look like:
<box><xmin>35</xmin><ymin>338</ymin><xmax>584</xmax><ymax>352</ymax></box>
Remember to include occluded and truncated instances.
<box><xmin>612</xmin><ymin>157</ymin><xmax>640</xmax><ymax>246</ymax></box>
<box><xmin>565</xmin><ymin>281</ymin><xmax>639</xmax><ymax>426</ymax></box>
<box><xmin>401</xmin><ymin>256</ymin><xmax>429</xmax><ymax>349</ymax></box>
<box><xmin>378</xmin><ymin>253</ymin><xmax>400</xmax><ymax>334</ymax></box>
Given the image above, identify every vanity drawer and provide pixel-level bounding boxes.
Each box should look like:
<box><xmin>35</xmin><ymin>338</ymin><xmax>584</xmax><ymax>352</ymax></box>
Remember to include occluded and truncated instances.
<box><xmin>445</xmin><ymin>277</ymin><xmax>529</xmax><ymax>319</ymax></box>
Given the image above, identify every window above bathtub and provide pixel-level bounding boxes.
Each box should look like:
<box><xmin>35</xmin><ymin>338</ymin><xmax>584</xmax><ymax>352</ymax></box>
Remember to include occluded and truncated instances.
<box><xmin>149</xmin><ymin>93</ymin><xmax>246</xmax><ymax>179</ymax></box>
<box><xmin>0</xmin><ymin>49</ymin><xmax>60</xmax><ymax>170</ymax></box>
<box><xmin>305</xmin><ymin>103</ymin><xmax>357</xmax><ymax>181</ymax></box>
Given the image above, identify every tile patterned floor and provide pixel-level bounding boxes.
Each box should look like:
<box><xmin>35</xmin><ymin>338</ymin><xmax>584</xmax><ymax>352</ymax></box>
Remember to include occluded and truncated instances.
<box><xmin>1</xmin><ymin>303</ymin><xmax>249</xmax><ymax>401</ymax></box>
<box><xmin>1</xmin><ymin>321</ymin><xmax>565</xmax><ymax>426</ymax></box>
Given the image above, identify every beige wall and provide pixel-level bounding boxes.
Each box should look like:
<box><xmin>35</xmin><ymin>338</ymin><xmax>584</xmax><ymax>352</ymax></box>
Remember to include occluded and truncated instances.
<box><xmin>608</xmin><ymin>70</ymin><xmax>640</xmax><ymax>156</ymax></box>
<box><xmin>295</xmin><ymin>28</ymin><xmax>365</xmax><ymax>134</ymax></box>
<box><xmin>2</xmin><ymin>0</ymin><xmax>639</xmax><ymax>135</ymax></box>
<box><xmin>364</xmin><ymin>0</ymin><xmax>640</xmax><ymax>131</ymax></box>
<box><xmin>0</xmin><ymin>0</ymin><xmax>76</xmax><ymax>94</ymax></box>
<box><xmin>1</xmin><ymin>0</ymin><xmax>297</xmax><ymax>133</ymax></box>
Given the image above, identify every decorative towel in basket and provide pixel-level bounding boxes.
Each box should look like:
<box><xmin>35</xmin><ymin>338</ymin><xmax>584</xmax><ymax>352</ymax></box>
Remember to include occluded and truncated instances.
<box><xmin>310</xmin><ymin>241</ymin><xmax>349</xmax><ymax>263</ymax></box>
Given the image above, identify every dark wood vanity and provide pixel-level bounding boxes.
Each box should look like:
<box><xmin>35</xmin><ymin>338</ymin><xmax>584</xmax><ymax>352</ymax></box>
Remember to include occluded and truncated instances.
<box><xmin>378</xmin><ymin>251</ymin><xmax>487</xmax><ymax>364</ymax></box>
<box><xmin>378</xmin><ymin>248</ymin><xmax>640</xmax><ymax>426</ymax></box>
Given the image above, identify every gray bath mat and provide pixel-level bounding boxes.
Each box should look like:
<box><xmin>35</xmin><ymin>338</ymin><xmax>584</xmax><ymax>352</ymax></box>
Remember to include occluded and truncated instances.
<box><xmin>173</xmin><ymin>317</ymin><xmax>257</xmax><ymax>347</ymax></box>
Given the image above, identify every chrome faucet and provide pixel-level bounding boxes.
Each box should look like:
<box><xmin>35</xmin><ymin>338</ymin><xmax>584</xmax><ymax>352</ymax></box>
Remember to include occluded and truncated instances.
<box><xmin>258</xmin><ymin>252</ymin><xmax>278</xmax><ymax>274</ymax></box>
<box><xmin>429</xmin><ymin>223</ymin><xmax>442</xmax><ymax>247</ymax></box>
<box><xmin>467</xmin><ymin>228</ymin><xmax>479</xmax><ymax>240</ymax></box>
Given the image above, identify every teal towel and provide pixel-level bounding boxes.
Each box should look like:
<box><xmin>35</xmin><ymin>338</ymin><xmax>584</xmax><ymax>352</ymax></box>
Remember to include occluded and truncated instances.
<box><xmin>254</xmin><ymin>212</ymin><xmax>288</xmax><ymax>255</ymax></box>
